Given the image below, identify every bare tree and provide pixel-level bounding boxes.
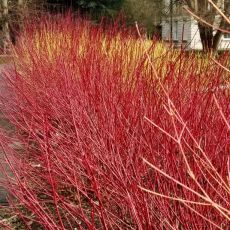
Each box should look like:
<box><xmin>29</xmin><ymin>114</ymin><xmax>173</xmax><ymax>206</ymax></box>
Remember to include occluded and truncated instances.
<box><xmin>183</xmin><ymin>0</ymin><xmax>230</xmax><ymax>52</ymax></box>
<box><xmin>1</xmin><ymin>0</ymin><xmax>10</xmax><ymax>53</ymax></box>
<box><xmin>0</xmin><ymin>0</ymin><xmax>43</xmax><ymax>51</ymax></box>
<box><xmin>12</xmin><ymin>0</ymin><xmax>26</xmax><ymax>43</ymax></box>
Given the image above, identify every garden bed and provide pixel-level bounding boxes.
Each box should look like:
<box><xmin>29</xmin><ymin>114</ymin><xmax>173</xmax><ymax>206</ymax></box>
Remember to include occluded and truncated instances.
<box><xmin>0</xmin><ymin>16</ymin><xmax>229</xmax><ymax>229</ymax></box>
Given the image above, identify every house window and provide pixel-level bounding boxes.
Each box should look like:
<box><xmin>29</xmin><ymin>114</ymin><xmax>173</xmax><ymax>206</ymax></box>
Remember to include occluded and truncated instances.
<box><xmin>223</xmin><ymin>33</ymin><xmax>230</xmax><ymax>39</ymax></box>
<box><xmin>182</xmin><ymin>19</ymin><xmax>187</xmax><ymax>41</ymax></box>
<box><xmin>174</xmin><ymin>21</ymin><xmax>179</xmax><ymax>40</ymax></box>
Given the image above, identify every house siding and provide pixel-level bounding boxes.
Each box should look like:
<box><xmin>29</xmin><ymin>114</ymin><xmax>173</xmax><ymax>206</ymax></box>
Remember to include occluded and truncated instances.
<box><xmin>162</xmin><ymin>16</ymin><xmax>230</xmax><ymax>50</ymax></box>
<box><xmin>162</xmin><ymin>20</ymin><xmax>170</xmax><ymax>41</ymax></box>
<box><xmin>218</xmin><ymin>38</ymin><xmax>230</xmax><ymax>49</ymax></box>
<box><xmin>188</xmin><ymin>19</ymin><xmax>203</xmax><ymax>50</ymax></box>
<box><xmin>161</xmin><ymin>0</ymin><xmax>230</xmax><ymax>50</ymax></box>
<box><xmin>162</xmin><ymin>17</ymin><xmax>191</xmax><ymax>47</ymax></box>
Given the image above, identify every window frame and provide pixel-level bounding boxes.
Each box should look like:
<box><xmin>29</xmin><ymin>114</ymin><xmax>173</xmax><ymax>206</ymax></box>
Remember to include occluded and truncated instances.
<box><xmin>223</xmin><ymin>33</ymin><xmax>230</xmax><ymax>40</ymax></box>
<box><xmin>173</xmin><ymin>20</ymin><xmax>179</xmax><ymax>40</ymax></box>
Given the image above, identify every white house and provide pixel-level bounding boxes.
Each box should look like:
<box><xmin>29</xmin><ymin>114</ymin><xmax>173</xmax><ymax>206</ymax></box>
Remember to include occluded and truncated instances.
<box><xmin>161</xmin><ymin>1</ymin><xmax>230</xmax><ymax>50</ymax></box>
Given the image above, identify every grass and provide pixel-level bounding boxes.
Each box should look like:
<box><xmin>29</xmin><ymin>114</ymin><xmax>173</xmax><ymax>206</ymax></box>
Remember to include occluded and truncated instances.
<box><xmin>0</xmin><ymin>15</ymin><xmax>229</xmax><ymax>229</ymax></box>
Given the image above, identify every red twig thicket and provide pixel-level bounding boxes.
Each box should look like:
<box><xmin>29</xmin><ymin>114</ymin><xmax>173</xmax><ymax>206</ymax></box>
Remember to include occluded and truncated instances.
<box><xmin>0</xmin><ymin>16</ymin><xmax>229</xmax><ymax>229</ymax></box>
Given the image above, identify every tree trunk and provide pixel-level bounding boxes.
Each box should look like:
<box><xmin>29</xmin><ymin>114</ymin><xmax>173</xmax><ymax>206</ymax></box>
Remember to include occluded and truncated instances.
<box><xmin>10</xmin><ymin>0</ymin><xmax>25</xmax><ymax>44</ymax></box>
<box><xmin>198</xmin><ymin>22</ymin><xmax>214</xmax><ymax>52</ymax></box>
<box><xmin>1</xmin><ymin>0</ymin><xmax>10</xmax><ymax>53</ymax></box>
<box><xmin>198</xmin><ymin>1</ymin><xmax>230</xmax><ymax>53</ymax></box>
<box><xmin>213</xmin><ymin>30</ymin><xmax>222</xmax><ymax>52</ymax></box>
<box><xmin>17</xmin><ymin>0</ymin><xmax>24</xmax><ymax>28</ymax></box>
<box><xmin>198</xmin><ymin>21</ymin><xmax>230</xmax><ymax>53</ymax></box>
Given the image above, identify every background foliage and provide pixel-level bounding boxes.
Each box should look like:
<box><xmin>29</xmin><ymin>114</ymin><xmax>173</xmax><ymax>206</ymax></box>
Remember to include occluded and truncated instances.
<box><xmin>47</xmin><ymin>0</ymin><xmax>124</xmax><ymax>18</ymax></box>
